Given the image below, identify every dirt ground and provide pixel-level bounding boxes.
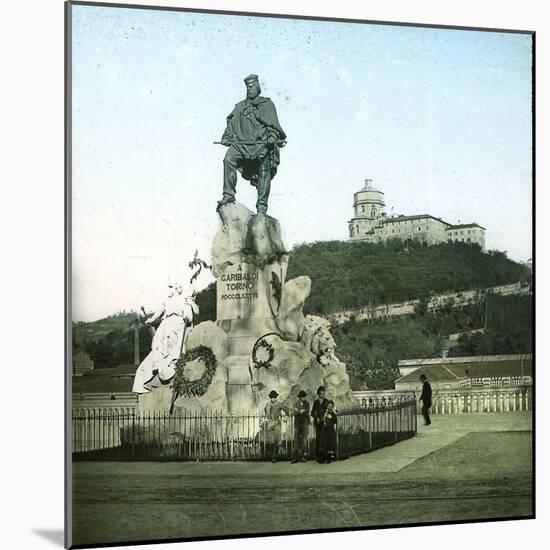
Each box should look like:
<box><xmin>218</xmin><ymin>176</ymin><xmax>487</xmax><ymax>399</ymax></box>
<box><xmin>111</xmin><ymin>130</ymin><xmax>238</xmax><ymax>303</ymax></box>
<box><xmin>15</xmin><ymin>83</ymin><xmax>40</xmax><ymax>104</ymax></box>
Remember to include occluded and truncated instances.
<box><xmin>71</xmin><ymin>412</ymin><xmax>533</xmax><ymax>547</ymax></box>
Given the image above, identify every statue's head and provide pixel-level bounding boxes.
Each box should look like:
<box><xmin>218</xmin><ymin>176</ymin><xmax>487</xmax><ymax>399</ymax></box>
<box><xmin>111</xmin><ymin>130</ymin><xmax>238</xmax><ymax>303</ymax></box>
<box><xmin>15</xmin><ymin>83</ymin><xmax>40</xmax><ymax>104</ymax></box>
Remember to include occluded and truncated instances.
<box><xmin>244</xmin><ymin>74</ymin><xmax>261</xmax><ymax>100</ymax></box>
<box><xmin>167</xmin><ymin>281</ymin><xmax>176</xmax><ymax>297</ymax></box>
<box><xmin>167</xmin><ymin>275</ymin><xmax>183</xmax><ymax>297</ymax></box>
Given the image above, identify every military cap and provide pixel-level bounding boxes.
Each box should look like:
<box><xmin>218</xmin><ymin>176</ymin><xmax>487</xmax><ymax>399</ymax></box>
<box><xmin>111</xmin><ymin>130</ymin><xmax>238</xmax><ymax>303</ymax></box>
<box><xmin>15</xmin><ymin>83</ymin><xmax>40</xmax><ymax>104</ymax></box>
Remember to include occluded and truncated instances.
<box><xmin>269</xmin><ymin>390</ymin><xmax>279</xmax><ymax>398</ymax></box>
<box><xmin>244</xmin><ymin>74</ymin><xmax>259</xmax><ymax>84</ymax></box>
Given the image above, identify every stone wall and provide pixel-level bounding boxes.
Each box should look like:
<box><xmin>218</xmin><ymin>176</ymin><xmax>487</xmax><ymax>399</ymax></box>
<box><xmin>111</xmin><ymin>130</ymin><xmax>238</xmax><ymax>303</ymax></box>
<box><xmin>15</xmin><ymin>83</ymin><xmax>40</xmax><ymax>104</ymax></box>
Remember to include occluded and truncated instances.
<box><xmin>328</xmin><ymin>282</ymin><xmax>531</xmax><ymax>325</ymax></box>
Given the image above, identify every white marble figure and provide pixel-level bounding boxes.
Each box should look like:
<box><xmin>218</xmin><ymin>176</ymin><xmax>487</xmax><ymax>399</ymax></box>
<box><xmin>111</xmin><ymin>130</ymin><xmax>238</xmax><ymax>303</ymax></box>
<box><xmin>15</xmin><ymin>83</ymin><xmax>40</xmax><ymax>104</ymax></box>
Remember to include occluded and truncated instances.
<box><xmin>132</xmin><ymin>277</ymin><xmax>199</xmax><ymax>394</ymax></box>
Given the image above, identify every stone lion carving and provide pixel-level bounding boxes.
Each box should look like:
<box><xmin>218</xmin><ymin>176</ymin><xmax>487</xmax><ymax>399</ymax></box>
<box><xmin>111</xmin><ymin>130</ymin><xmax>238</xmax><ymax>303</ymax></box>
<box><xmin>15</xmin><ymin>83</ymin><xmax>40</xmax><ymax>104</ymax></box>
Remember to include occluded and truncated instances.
<box><xmin>299</xmin><ymin>315</ymin><xmax>337</xmax><ymax>365</ymax></box>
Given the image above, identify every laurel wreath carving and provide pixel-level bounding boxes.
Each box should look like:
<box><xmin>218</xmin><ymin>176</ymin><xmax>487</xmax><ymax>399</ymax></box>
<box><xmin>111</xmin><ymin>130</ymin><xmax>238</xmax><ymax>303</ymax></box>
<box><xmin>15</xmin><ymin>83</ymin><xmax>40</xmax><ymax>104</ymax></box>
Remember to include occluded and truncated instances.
<box><xmin>172</xmin><ymin>345</ymin><xmax>217</xmax><ymax>398</ymax></box>
<box><xmin>252</xmin><ymin>332</ymin><xmax>283</xmax><ymax>369</ymax></box>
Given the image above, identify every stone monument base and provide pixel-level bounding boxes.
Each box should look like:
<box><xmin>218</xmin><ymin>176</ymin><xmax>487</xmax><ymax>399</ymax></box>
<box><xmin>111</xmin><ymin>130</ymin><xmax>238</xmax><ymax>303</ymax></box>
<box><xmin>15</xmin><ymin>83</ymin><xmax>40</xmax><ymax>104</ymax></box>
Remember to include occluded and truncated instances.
<box><xmin>136</xmin><ymin>201</ymin><xmax>358</xmax><ymax>416</ymax></box>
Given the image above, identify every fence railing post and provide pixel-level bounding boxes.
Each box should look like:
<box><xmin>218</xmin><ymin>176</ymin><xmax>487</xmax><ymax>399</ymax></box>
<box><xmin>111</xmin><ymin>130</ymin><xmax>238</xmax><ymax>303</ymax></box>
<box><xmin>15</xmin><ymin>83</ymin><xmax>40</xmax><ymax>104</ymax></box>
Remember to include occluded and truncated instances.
<box><xmin>131</xmin><ymin>410</ymin><xmax>135</xmax><ymax>459</ymax></box>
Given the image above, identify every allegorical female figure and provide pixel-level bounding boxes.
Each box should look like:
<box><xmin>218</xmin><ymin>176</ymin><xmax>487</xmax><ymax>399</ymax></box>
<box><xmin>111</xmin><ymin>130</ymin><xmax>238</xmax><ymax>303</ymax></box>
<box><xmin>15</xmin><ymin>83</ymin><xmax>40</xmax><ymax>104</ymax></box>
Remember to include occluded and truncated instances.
<box><xmin>132</xmin><ymin>278</ymin><xmax>199</xmax><ymax>394</ymax></box>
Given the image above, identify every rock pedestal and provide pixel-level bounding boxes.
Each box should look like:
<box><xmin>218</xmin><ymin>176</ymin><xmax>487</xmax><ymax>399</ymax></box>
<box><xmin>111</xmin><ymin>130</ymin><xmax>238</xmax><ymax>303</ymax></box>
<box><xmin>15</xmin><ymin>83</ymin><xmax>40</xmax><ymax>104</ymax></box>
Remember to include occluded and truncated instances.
<box><xmin>211</xmin><ymin>202</ymin><xmax>358</xmax><ymax>413</ymax></box>
<box><xmin>137</xmin><ymin>201</ymin><xmax>358</xmax><ymax>416</ymax></box>
<box><xmin>138</xmin><ymin>321</ymin><xmax>231</xmax><ymax>415</ymax></box>
<box><xmin>212</xmin><ymin>203</ymin><xmax>288</xmax><ymax>413</ymax></box>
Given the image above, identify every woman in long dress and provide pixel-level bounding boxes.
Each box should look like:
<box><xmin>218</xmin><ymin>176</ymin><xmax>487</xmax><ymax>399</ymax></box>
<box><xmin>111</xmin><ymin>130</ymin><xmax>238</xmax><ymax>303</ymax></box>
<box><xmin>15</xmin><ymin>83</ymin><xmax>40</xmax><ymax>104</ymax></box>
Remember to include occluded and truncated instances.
<box><xmin>317</xmin><ymin>402</ymin><xmax>337</xmax><ymax>463</ymax></box>
<box><xmin>132</xmin><ymin>279</ymin><xmax>199</xmax><ymax>394</ymax></box>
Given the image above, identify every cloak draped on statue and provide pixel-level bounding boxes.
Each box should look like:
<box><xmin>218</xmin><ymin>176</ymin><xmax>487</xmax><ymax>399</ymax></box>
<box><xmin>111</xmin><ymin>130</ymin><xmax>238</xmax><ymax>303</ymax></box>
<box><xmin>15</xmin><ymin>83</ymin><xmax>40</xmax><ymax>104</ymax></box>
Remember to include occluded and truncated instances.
<box><xmin>221</xmin><ymin>96</ymin><xmax>286</xmax><ymax>186</ymax></box>
<box><xmin>132</xmin><ymin>293</ymin><xmax>199</xmax><ymax>394</ymax></box>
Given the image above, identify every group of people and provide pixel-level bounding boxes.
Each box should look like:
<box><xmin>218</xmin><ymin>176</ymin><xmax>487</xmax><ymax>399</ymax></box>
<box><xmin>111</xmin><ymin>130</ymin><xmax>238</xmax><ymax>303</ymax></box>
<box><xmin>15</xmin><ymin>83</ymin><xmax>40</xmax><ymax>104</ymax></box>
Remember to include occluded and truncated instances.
<box><xmin>263</xmin><ymin>374</ymin><xmax>433</xmax><ymax>464</ymax></box>
<box><xmin>263</xmin><ymin>386</ymin><xmax>337</xmax><ymax>464</ymax></box>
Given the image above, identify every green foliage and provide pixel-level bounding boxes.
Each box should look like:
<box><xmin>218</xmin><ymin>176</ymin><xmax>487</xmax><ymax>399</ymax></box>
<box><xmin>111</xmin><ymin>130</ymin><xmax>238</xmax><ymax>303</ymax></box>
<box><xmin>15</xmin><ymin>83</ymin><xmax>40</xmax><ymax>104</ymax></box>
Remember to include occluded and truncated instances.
<box><xmin>332</xmin><ymin>318</ymin><xmax>441</xmax><ymax>390</ymax></box>
<box><xmin>73</xmin><ymin>313</ymin><xmax>152</xmax><ymax>369</ymax></box>
<box><xmin>193</xmin><ymin>241</ymin><xmax>528</xmax><ymax>320</ymax></box>
<box><xmin>485</xmin><ymin>293</ymin><xmax>532</xmax><ymax>330</ymax></box>
<box><xmin>333</xmin><ymin>293</ymin><xmax>532</xmax><ymax>390</ymax></box>
<box><xmin>449</xmin><ymin>328</ymin><xmax>532</xmax><ymax>356</ymax></box>
<box><xmin>448</xmin><ymin>294</ymin><xmax>533</xmax><ymax>356</ymax></box>
<box><xmin>416</xmin><ymin>300</ymin><xmax>483</xmax><ymax>337</ymax></box>
<box><xmin>73</xmin><ymin>243</ymin><xmax>531</xmax><ymax>374</ymax></box>
<box><xmin>301</xmin><ymin>241</ymin><xmax>530</xmax><ymax>390</ymax></box>
<box><xmin>286</xmin><ymin>241</ymin><xmax>530</xmax><ymax>315</ymax></box>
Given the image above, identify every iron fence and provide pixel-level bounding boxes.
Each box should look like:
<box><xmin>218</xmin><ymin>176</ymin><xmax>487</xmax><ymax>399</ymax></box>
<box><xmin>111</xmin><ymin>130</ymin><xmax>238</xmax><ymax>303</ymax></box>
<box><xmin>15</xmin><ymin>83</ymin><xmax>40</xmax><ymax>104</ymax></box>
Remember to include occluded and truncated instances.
<box><xmin>72</xmin><ymin>398</ymin><xmax>417</xmax><ymax>461</ymax></box>
<box><xmin>338</xmin><ymin>398</ymin><xmax>417</xmax><ymax>457</ymax></box>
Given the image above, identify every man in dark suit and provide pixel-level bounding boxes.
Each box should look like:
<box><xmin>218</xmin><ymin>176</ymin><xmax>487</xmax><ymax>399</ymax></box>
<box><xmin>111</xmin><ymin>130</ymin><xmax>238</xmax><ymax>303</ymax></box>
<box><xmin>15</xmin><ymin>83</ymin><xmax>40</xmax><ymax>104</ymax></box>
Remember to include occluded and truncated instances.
<box><xmin>291</xmin><ymin>390</ymin><xmax>310</xmax><ymax>463</ymax></box>
<box><xmin>419</xmin><ymin>373</ymin><xmax>432</xmax><ymax>426</ymax></box>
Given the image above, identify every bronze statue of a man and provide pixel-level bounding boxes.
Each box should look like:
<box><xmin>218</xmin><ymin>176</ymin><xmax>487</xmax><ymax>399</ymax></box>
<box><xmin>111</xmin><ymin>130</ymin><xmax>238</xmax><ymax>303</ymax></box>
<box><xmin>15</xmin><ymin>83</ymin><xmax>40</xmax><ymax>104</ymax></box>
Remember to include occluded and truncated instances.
<box><xmin>217</xmin><ymin>74</ymin><xmax>287</xmax><ymax>214</ymax></box>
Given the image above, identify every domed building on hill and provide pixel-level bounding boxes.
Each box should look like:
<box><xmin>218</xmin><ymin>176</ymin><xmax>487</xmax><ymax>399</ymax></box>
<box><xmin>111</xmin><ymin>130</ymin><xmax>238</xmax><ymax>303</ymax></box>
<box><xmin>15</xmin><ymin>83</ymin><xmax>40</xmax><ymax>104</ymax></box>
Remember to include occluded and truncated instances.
<box><xmin>348</xmin><ymin>179</ymin><xmax>485</xmax><ymax>250</ymax></box>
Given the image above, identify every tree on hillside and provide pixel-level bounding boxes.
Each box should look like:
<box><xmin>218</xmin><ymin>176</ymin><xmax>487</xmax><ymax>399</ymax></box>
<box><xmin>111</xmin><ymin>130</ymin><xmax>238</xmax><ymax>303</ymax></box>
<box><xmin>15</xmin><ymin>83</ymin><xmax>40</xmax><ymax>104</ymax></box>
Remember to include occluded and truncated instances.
<box><xmin>333</xmin><ymin>318</ymin><xmax>441</xmax><ymax>390</ymax></box>
<box><xmin>81</xmin><ymin>325</ymin><xmax>153</xmax><ymax>369</ymax></box>
<box><xmin>284</xmin><ymin>241</ymin><xmax>530</xmax><ymax>315</ymax></box>
<box><xmin>449</xmin><ymin>326</ymin><xmax>532</xmax><ymax>357</ymax></box>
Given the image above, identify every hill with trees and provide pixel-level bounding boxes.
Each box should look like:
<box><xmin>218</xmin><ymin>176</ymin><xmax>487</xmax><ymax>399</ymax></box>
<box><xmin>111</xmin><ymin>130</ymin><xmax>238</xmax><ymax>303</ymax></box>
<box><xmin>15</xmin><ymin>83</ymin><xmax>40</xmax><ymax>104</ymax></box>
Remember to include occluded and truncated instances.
<box><xmin>73</xmin><ymin>241</ymin><xmax>532</xmax><ymax>375</ymax></box>
<box><xmin>334</xmin><ymin>293</ymin><xmax>532</xmax><ymax>390</ymax></box>
<box><xmin>286</xmin><ymin>240</ymin><xmax>529</xmax><ymax>314</ymax></box>
<box><xmin>73</xmin><ymin>313</ymin><xmax>152</xmax><ymax>369</ymax></box>
<box><xmin>194</xmin><ymin>240</ymin><xmax>530</xmax><ymax>322</ymax></box>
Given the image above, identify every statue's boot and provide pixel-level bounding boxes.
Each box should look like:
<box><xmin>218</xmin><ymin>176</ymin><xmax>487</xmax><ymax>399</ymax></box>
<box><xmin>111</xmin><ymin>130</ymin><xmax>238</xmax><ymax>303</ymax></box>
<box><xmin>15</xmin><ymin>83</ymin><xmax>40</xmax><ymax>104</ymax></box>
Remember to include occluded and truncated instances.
<box><xmin>216</xmin><ymin>197</ymin><xmax>236</xmax><ymax>211</ymax></box>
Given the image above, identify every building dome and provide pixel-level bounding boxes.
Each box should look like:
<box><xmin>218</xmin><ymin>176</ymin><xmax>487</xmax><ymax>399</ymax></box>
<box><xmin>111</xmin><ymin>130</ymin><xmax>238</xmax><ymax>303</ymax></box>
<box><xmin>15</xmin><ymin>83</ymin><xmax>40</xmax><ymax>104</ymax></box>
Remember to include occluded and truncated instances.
<box><xmin>353</xmin><ymin>179</ymin><xmax>385</xmax><ymax>215</ymax></box>
<box><xmin>349</xmin><ymin>179</ymin><xmax>386</xmax><ymax>240</ymax></box>
<box><xmin>358</xmin><ymin>181</ymin><xmax>383</xmax><ymax>194</ymax></box>
<box><xmin>354</xmin><ymin>188</ymin><xmax>385</xmax><ymax>204</ymax></box>
<box><xmin>354</xmin><ymin>179</ymin><xmax>385</xmax><ymax>206</ymax></box>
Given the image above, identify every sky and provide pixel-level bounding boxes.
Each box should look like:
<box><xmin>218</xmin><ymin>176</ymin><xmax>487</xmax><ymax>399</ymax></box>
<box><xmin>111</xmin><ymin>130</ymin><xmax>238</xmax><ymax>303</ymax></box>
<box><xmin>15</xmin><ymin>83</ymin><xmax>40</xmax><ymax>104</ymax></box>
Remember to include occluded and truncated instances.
<box><xmin>71</xmin><ymin>4</ymin><xmax>533</xmax><ymax>322</ymax></box>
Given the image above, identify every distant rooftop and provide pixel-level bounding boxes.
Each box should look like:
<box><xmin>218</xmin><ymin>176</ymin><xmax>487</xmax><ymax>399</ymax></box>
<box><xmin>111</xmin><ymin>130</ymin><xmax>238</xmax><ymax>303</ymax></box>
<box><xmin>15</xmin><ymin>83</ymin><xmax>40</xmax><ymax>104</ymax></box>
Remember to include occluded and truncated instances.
<box><xmin>398</xmin><ymin>354</ymin><xmax>532</xmax><ymax>367</ymax></box>
<box><xmin>383</xmin><ymin>214</ymin><xmax>452</xmax><ymax>225</ymax></box>
<box><xmin>396</xmin><ymin>358</ymin><xmax>532</xmax><ymax>384</ymax></box>
<box><xmin>447</xmin><ymin>223</ymin><xmax>486</xmax><ymax>230</ymax></box>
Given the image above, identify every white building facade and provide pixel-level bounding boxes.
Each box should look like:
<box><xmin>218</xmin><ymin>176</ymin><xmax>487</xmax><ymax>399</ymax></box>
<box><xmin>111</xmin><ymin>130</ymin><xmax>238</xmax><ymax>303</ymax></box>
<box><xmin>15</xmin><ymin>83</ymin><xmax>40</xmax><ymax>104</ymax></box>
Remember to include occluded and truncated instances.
<box><xmin>348</xmin><ymin>180</ymin><xmax>485</xmax><ymax>250</ymax></box>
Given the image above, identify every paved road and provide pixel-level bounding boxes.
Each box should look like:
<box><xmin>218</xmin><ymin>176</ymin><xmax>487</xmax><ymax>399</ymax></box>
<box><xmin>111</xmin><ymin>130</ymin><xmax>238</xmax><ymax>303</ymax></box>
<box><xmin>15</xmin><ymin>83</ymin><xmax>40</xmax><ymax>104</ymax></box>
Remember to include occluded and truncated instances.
<box><xmin>71</xmin><ymin>412</ymin><xmax>533</xmax><ymax>546</ymax></box>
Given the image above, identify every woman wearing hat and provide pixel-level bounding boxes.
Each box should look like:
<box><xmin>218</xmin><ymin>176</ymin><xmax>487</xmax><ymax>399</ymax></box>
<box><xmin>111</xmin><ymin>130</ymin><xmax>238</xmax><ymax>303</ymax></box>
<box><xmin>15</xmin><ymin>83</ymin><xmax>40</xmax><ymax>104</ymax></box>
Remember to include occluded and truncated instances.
<box><xmin>264</xmin><ymin>390</ymin><xmax>288</xmax><ymax>463</ymax></box>
<box><xmin>291</xmin><ymin>390</ymin><xmax>310</xmax><ymax>463</ymax></box>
